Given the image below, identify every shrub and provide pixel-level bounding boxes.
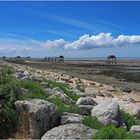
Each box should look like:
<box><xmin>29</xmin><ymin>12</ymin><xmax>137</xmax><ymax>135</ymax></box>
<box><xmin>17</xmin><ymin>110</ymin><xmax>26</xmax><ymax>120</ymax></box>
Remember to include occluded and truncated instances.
<box><xmin>0</xmin><ymin>68</ymin><xmax>20</xmax><ymax>138</ymax></box>
<box><xmin>20</xmin><ymin>80</ymin><xmax>47</xmax><ymax>100</ymax></box>
<box><xmin>0</xmin><ymin>65</ymin><xmax>14</xmax><ymax>75</ymax></box>
<box><xmin>121</xmin><ymin>110</ymin><xmax>139</xmax><ymax>130</ymax></box>
<box><xmin>0</xmin><ymin>76</ymin><xmax>20</xmax><ymax>107</ymax></box>
<box><xmin>83</xmin><ymin>116</ymin><xmax>104</xmax><ymax>129</ymax></box>
<box><xmin>0</xmin><ymin>105</ymin><xmax>18</xmax><ymax>138</ymax></box>
<box><xmin>92</xmin><ymin>125</ymin><xmax>140</xmax><ymax>139</ymax></box>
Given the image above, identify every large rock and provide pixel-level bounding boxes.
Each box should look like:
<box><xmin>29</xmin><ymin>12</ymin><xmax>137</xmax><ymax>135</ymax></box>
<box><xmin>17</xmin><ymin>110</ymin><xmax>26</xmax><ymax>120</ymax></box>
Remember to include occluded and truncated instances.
<box><xmin>23</xmin><ymin>70</ymin><xmax>30</xmax><ymax>76</ymax></box>
<box><xmin>30</xmin><ymin>76</ymin><xmax>43</xmax><ymax>82</ymax></box>
<box><xmin>132</xmin><ymin>109</ymin><xmax>140</xmax><ymax>119</ymax></box>
<box><xmin>61</xmin><ymin>112</ymin><xmax>84</xmax><ymax>125</ymax></box>
<box><xmin>91</xmin><ymin>99</ymin><xmax>124</xmax><ymax>127</ymax></box>
<box><xmin>14</xmin><ymin>71</ymin><xmax>24</xmax><ymax>78</ymax></box>
<box><xmin>69</xmin><ymin>87</ymin><xmax>85</xmax><ymax>96</ymax></box>
<box><xmin>130</xmin><ymin>125</ymin><xmax>140</xmax><ymax>134</ymax></box>
<box><xmin>47</xmin><ymin>87</ymin><xmax>73</xmax><ymax>104</ymax></box>
<box><xmin>15</xmin><ymin>99</ymin><xmax>60</xmax><ymax>139</ymax></box>
<box><xmin>76</xmin><ymin>97</ymin><xmax>97</xmax><ymax>106</ymax></box>
<box><xmin>41</xmin><ymin>124</ymin><xmax>97</xmax><ymax>140</ymax></box>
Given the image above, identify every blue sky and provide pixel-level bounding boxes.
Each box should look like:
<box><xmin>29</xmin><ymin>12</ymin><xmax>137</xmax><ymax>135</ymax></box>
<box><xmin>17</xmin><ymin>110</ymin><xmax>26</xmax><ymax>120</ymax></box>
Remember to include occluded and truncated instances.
<box><xmin>0</xmin><ymin>1</ymin><xmax>140</xmax><ymax>58</ymax></box>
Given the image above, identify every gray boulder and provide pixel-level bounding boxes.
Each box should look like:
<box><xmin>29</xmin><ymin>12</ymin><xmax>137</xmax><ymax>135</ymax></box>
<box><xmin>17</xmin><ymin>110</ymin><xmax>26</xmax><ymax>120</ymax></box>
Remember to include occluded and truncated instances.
<box><xmin>15</xmin><ymin>99</ymin><xmax>60</xmax><ymax>139</ymax></box>
<box><xmin>21</xmin><ymin>75</ymin><xmax>30</xmax><ymax>80</ymax></box>
<box><xmin>76</xmin><ymin>97</ymin><xmax>97</xmax><ymax>106</ymax></box>
<box><xmin>30</xmin><ymin>76</ymin><xmax>43</xmax><ymax>82</ymax></box>
<box><xmin>47</xmin><ymin>87</ymin><xmax>73</xmax><ymax>104</ymax></box>
<box><xmin>69</xmin><ymin>86</ymin><xmax>85</xmax><ymax>96</ymax></box>
<box><xmin>41</xmin><ymin>123</ymin><xmax>97</xmax><ymax>140</ymax></box>
<box><xmin>61</xmin><ymin>112</ymin><xmax>84</xmax><ymax>125</ymax></box>
<box><xmin>130</xmin><ymin>125</ymin><xmax>140</xmax><ymax>134</ymax></box>
<box><xmin>132</xmin><ymin>109</ymin><xmax>140</xmax><ymax>119</ymax></box>
<box><xmin>91</xmin><ymin>99</ymin><xmax>124</xmax><ymax>127</ymax></box>
<box><xmin>23</xmin><ymin>70</ymin><xmax>30</xmax><ymax>76</ymax></box>
<box><xmin>14</xmin><ymin>71</ymin><xmax>24</xmax><ymax>78</ymax></box>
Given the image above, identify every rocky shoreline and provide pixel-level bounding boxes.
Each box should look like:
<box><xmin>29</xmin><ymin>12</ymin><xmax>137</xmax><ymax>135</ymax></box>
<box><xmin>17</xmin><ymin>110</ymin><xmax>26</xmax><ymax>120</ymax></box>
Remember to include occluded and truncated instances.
<box><xmin>1</xmin><ymin>61</ymin><xmax>140</xmax><ymax>139</ymax></box>
<box><xmin>9</xmin><ymin>61</ymin><xmax>140</xmax><ymax>114</ymax></box>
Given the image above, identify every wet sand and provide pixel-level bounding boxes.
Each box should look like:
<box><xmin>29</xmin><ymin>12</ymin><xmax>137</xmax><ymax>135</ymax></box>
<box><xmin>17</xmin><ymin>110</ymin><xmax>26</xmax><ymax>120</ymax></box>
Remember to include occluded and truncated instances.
<box><xmin>21</xmin><ymin>60</ymin><xmax>140</xmax><ymax>92</ymax></box>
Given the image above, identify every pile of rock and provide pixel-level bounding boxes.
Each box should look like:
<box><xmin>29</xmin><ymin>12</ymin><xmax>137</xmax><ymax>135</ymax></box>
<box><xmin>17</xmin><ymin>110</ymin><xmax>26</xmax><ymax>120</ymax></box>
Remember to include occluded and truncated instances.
<box><xmin>14</xmin><ymin>97</ymin><xmax>130</xmax><ymax>139</ymax></box>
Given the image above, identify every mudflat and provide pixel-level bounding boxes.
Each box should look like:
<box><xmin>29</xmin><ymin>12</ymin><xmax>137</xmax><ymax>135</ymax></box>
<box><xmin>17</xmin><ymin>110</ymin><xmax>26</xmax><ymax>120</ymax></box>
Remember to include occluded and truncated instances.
<box><xmin>22</xmin><ymin>60</ymin><xmax>140</xmax><ymax>92</ymax></box>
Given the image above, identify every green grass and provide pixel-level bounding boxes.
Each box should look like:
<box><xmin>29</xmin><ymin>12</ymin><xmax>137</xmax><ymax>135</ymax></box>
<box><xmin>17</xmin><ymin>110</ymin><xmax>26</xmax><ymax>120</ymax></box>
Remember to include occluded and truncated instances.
<box><xmin>46</xmin><ymin>80</ymin><xmax>81</xmax><ymax>101</ymax></box>
<box><xmin>20</xmin><ymin>80</ymin><xmax>47</xmax><ymax>100</ymax></box>
<box><xmin>48</xmin><ymin>97</ymin><xmax>87</xmax><ymax>115</ymax></box>
<box><xmin>121</xmin><ymin>110</ymin><xmax>139</xmax><ymax>131</ymax></box>
<box><xmin>83</xmin><ymin>116</ymin><xmax>104</xmax><ymax>130</ymax></box>
<box><xmin>92</xmin><ymin>125</ymin><xmax>140</xmax><ymax>139</ymax></box>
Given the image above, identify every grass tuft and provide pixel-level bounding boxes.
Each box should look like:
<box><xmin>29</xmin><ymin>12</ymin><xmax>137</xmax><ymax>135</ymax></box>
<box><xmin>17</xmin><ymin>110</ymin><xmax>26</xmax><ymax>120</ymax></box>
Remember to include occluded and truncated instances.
<box><xmin>92</xmin><ymin>125</ymin><xmax>140</xmax><ymax>139</ymax></box>
<box><xmin>121</xmin><ymin>110</ymin><xmax>139</xmax><ymax>130</ymax></box>
<box><xmin>83</xmin><ymin>116</ymin><xmax>104</xmax><ymax>130</ymax></box>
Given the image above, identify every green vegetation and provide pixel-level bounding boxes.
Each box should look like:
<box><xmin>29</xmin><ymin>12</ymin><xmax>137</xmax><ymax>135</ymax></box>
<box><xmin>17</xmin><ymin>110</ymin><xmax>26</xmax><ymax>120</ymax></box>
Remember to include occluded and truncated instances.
<box><xmin>46</xmin><ymin>80</ymin><xmax>81</xmax><ymax>101</ymax></box>
<box><xmin>0</xmin><ymin>65</ymin><xmax>14</xmax><ymax>75</ymax></box>
<box><xmin>121</xmin><ymin>110</ymin><xmax>139</xmax><ymax>130</ymax></box>
<box><xmin>93</xmin><ymin>125</ymin><xmax>140</xmax><ymax>139</ymax></box>
<box><xmin>48</xmin><ymin>97</ymin><xmax>87</xmax><ymax>115</ymax></box>
<box><xmin>20</xmin><ymin>80</ymin><xmax>47</xmax><ymax>100</ymax></box>
<box><xmin>83</xmin><ymin>116</ymin><xmax>104</xmax><ymax>130</ymax></box>
<box><xmin>0</xmin><ymin>66</ymin><xmax>20</xmax><ymax>138</ymax></box>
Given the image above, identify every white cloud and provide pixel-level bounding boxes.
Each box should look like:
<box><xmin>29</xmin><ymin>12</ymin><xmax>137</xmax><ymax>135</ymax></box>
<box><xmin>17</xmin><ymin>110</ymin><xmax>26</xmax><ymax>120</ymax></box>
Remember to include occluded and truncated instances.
<box><xmin>41</xmin><ymin>39</ymin><xmax>67</xmax><ymax>49</ymax></box>
<box><xmin>65</xmin><ymin>33</ymin><xmax>140</xmax><ymax>50</ymax></box>
<box><xmin>0</xmin><ymin>32</ymin><xmax>140</xmax><ymax>57</ymax></box>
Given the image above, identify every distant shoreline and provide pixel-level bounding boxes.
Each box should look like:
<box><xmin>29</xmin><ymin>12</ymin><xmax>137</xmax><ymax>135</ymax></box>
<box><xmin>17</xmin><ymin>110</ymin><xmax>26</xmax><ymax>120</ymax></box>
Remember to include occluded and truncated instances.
<box><xmin>1</xmin><ymin>57</ymin><xmax>140</xmax><ymax>61</ymax></box>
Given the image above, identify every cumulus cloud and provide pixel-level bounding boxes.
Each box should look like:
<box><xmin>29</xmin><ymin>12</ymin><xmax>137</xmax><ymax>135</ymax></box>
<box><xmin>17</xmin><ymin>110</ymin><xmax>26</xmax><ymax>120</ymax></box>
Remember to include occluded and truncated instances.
<box><xmin>41</xmin><ymin>39</ymin><xmax>67</xmax><ymax>49</ymax></box>
<box><xmin>1</xmin><ymin>32</ymin><xmax>140</xmax><ymax>57</ymax></box>
<box><xmin>65</xmin><ymin>33</ymin><xmax>140</xmax><ymax>50</ymax></box>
